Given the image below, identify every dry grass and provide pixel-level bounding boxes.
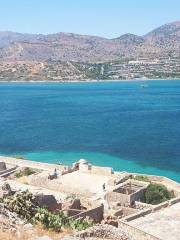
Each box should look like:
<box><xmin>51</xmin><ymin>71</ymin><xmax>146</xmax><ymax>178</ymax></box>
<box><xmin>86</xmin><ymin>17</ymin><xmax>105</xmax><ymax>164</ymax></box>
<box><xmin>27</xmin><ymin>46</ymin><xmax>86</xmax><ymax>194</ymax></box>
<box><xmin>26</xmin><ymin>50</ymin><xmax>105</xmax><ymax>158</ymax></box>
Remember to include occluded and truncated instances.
<box><xmin>0</xmin><ymin>226</ymin><xmax>73</xmax><ymax>240</ymax></box>
<box><xmin>17</xmin><ymin>176</ymin><xmax>30</xmax><ymax>185</ymax></box>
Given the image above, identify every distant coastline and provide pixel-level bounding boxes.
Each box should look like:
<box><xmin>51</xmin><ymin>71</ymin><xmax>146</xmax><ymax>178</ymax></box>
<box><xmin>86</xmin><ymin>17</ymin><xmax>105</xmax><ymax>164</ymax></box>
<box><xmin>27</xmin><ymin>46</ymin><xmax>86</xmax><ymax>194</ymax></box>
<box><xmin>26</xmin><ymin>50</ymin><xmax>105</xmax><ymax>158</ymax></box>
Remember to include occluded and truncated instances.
<box><xmin>0</xmin><ymin>78</ymin><xmax>180</xmax><ymax>83</ymax></box>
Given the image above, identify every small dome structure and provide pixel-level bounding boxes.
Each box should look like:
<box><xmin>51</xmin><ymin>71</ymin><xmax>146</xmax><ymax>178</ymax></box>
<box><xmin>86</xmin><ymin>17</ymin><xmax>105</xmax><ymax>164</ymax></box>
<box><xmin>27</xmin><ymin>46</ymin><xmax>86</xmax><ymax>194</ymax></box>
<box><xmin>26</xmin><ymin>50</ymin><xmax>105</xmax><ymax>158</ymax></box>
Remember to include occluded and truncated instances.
<box><xmin>78</xmin><ymin>159</ymin><xmax>88</xmax><ymax>164</ymax></box>
<box><xmin>78</xmin><ymin>159</ymin><xmax>90</xmax><ymax>173</ymax></box>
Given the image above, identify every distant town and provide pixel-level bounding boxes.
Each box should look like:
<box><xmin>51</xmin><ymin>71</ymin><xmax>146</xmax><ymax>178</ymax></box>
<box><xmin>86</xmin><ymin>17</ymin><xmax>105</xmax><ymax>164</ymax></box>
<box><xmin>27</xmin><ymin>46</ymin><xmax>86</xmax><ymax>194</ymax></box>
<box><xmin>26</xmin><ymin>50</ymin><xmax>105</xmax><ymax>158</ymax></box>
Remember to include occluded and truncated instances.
<box><xmin>0</xmin><ymin>56</ymin><xmax>179</xmax><ymax>81</ymax></box>
<box><xmin>0</xmin><ymin>20</ymin><xmax>179</xmax><ymax>81</ymax></box>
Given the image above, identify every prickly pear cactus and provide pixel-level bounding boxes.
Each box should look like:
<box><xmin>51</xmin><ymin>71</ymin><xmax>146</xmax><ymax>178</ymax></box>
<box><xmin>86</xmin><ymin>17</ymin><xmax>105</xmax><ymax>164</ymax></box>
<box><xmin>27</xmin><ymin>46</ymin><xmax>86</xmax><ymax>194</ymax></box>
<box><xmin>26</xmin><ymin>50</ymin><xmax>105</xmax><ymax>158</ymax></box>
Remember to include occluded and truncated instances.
<box><xmin>3</xmin><ymin>190</ymin><xmax>37</xmax><ymax>221</ymax></box>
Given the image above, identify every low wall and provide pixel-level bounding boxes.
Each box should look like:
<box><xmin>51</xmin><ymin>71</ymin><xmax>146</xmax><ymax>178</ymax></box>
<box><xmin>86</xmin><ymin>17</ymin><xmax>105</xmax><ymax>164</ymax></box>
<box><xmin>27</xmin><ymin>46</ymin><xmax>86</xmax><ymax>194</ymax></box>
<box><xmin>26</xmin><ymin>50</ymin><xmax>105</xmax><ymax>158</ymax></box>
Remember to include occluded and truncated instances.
<box><xmin>65</xmin><ymin>209</ymin><xmax>83</xmax><ymax>217</ymax></box>
<box><xmin>105</xmin><ymin>191</ymin><xmax>130</xmax><ymax>206</ymax></box>
<box><xmin>70</xmin><ymin>204</ymin><xmax>104</xmax><ymax>223</ymax></box>
<box><xmin>130</xmin><ymin>172</ymin><xmax>180</xmax><ymax>194</ymax></box>
<box><xmin>118</xmin><ymin>221</ymin><xmax>160</xmax><ymax>240</ymax></box>
<box><xmin>130</xmin><ymin>188</ymin><xmax>146</xmax><ymax>205</ymax></box>
<box><xmin>0</xmin><ymin>156</ymin><xmax>65</xmax><ymax>171</ymax></box>
<box><xmin>114</xmin><ymin>207</ymin><xmax>138</xmax><ymax>217</ymax></box>
<box><xmin>122</xmin><ymin>196</ymin><xmax>180</xmax><ymax>222</ymax></box>
<box><xmin>0</xmin><ymin>166</ymin><xmax>17</xmax><ymax>177</ymax></box>
<box><xmin>0</xmin><ymin>166</ymin><xmax>17</xmax><ymax>174</ymax></box>
<box><xmin>135</xmin><ymin>201</ymin><xmax>152</xmax><ymax>210</ymax></box>
<box><xmin>29</xmin><ymin>175</ymin><xmax>93</xmax><ymax>197</ymax></box>
<box><xmin>122</xmin><ymin>209</ymin><xmax>152</xmax><ymax>222</ymax></box>
<box><xmin>106</xmin><ymin>184</ymin><xmax>146</xmax><ymax>207</ymax></box>
<box><xmin>168</xmin><ymin>196</ymin><xmax>180</xmax><ymax>205</ymax></box>
<box><xmin>152</xmin><ymin>201</ymin><xmax>168</xmax><ymax>212</ymax></box>
<box><xmin>91</xmin><ymin>166</ymin><xmax>113</xmax><ymax>176</ymax></box>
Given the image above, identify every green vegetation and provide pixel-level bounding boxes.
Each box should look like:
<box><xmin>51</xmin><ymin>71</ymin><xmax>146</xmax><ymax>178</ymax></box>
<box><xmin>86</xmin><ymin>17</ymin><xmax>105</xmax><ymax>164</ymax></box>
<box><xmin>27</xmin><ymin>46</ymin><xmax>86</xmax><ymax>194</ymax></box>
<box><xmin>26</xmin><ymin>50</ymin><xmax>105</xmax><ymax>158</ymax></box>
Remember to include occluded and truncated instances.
<box><xmin>3</xmin><ymin>190</ymin><xmax>93</xmax><ymax>232</ymax></box>
<box><xmin>124</xmin><ymin>174</ymin><xmax>150</xmax><ymax>182</ymax></box>
<box><xmin>34</xmin><ymin>208</ymin><xmax>69</xmax><ymax>231</ymax></box>
<box><xmin>145</xmin><ymin>183</ymin><xmax>174</xmax><ymax>205</ymax></box>
<box><xmin>34</xmin><ymin>208</ymin><xmax>92</xmax><ymax>232</ymax></box>
<box><xmin>75</xmin><ymin>62</ymin><xmax>111</xmax><ymax>80</ymax></box>
<box><xmin>12</xmin><ymin>155</ymin><xmax>25</xmax><ymax>159</ymax></box>
<box><xmin>3</xmin><ymin>190</ymin><xmax>36</xmax><ymax>220</ymax></box>
<box><xmin>15</xmin><ymin>167</ymin><xmax>35</xmax><ymax>178</ymax></box>
<box><xmin>132</xmin><ymin>175</ymin><xmax>150</xmax><ymax>182</ymax></box>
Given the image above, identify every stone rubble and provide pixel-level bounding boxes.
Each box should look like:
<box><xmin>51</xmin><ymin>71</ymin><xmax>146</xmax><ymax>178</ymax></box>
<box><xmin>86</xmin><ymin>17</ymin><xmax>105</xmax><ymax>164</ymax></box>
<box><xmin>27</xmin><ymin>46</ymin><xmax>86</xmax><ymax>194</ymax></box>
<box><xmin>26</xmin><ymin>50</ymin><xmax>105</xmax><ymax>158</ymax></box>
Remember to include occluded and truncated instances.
<box><xmin>63</xmin><ymin>224</ymin><xmax>130</xmax><ymax>240</ymax></box>
<box><xmin>0</xmin><ymin>203</ymin><xmax>25</xmax><ymax>232</ymax></box>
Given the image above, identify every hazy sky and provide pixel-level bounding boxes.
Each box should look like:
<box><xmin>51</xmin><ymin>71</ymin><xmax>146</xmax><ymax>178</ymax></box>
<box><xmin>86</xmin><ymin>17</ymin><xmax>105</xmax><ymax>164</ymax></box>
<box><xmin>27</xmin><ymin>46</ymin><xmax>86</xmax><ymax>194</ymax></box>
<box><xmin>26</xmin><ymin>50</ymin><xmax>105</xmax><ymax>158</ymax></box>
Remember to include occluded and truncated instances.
<box><xmin>0</xmin><ymin>0</ymin><xmax>179</xmax><ymax>38</ymax></box>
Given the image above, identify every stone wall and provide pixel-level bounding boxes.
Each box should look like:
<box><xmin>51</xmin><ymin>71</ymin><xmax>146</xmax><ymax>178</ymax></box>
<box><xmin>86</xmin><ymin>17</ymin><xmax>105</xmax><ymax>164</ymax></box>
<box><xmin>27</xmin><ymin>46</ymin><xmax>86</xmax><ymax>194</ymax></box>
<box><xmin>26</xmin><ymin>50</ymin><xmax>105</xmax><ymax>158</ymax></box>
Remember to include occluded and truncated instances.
<box><xmin>29</xmin><ymin>175</ymin><xmax>93</xmax><ymax>197</ymax></box>
<box><xmin>121</xmin><ymin>196</ymin><xmax>180</xmax><ymax>222</ymax></box>
<box><xmin>0</xmin><ymin>166</ymin><xmax>17</xmax><ymax>177</ymax></box>
<box><xmin>134</xmin><ymin>201</ymin><xmax>152</xmax><ymax>210</ymax></box>
<box><xmin>114</xmin><ymin>207</ymin><xmax>138</xmax><ymax>217</ymax></box>
<box><xmin>106</xmin><ymin>186</ymin><xmax>146</xmax><ymax>207</ymax></box>
<box><xmin>130</xmin><ymin>173</ymin><xmax>180</xmax><ymax>195</ymax></box>
<box><xmin>0</xmin><ymin>156</ymin><xmax>65</xmax><ymax>171</ymax></box>
<box><xmin>118</xmin><ymin>221</ymin><xmax>160</xmax><ymax>240</ymax></box>
<box><xmin>105</xmin><ymin>191</ymin><xmax>130</xmax><ymax>206</ymax></box>
<box><xmin>65</xmin><ymin>209</ymin><xmax>83</xmax><ymax>217</ymax></box>
<box><xmin>169</xmin><ymin>196</ymin><xmax>180</xmax><ymax>205</ymax></box>
<box><xmin>122</xmin><ymin>209</ymin><xmax>152</xmax><ymax>222</ymax></box>
<box><xmin>70</xmin><ymin>204</ymin><xmax>104</xmax><ymax>223</ymax></box>
<box><xmin>91</xmin><ymin>166</ymin><xmax>113</xmax><ymax>176</ymax></box>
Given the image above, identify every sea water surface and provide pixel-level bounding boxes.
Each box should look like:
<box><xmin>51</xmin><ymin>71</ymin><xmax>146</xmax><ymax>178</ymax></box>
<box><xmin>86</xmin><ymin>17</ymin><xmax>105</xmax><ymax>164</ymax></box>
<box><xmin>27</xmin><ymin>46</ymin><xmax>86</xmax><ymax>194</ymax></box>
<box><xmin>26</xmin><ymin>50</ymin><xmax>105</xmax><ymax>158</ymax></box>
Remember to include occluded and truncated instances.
<box><xmin>0</xmin><ymin>80</ymin><xmax>180</xmax><ymax>181</ymax></box>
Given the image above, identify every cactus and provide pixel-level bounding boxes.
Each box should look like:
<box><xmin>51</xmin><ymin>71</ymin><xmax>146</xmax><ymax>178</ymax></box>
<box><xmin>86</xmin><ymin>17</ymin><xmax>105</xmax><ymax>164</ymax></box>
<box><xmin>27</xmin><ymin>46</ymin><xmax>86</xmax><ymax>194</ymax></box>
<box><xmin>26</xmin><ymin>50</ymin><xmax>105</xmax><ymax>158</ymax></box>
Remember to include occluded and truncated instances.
<box><xmin>3</xmin><ymin>190</ymin><xmax>37</xmax><ymax>221</ymax></box>
<box><xmin>3</xmin><ymin>190</ymin><xmax>93</xmax><ymax>232</ymax></box>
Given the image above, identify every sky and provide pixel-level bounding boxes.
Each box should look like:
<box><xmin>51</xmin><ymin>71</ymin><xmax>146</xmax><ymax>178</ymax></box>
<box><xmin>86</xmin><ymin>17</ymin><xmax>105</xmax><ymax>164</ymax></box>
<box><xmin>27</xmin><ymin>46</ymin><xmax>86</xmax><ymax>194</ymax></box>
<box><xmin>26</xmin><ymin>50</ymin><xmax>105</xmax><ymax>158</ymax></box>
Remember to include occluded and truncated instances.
<box><xmin>0</xmin><ymin>0</ymin><xmax>179</xmax><ymax>38</ymax></box>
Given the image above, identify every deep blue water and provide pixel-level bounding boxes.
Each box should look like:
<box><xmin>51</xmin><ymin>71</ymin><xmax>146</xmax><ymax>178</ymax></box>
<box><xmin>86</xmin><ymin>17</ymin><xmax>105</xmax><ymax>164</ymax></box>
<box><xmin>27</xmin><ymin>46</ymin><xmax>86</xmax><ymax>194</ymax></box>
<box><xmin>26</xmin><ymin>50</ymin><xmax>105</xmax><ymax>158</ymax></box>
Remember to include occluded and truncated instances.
<box><xmin>0</xmin><ymin>80</ymin><xmax>180</xmax><ymax>181</ymax></box>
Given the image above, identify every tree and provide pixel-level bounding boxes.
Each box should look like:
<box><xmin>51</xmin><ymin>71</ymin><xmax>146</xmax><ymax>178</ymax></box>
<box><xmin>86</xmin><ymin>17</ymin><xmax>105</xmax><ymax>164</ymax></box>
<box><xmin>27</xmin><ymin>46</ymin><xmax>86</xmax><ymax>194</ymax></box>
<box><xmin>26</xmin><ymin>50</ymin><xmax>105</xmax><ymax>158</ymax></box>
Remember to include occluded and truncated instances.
<box><xmin>145</xmin><ymin>183</ymin><xmax>174</xmax><ymax>205</ymax></box>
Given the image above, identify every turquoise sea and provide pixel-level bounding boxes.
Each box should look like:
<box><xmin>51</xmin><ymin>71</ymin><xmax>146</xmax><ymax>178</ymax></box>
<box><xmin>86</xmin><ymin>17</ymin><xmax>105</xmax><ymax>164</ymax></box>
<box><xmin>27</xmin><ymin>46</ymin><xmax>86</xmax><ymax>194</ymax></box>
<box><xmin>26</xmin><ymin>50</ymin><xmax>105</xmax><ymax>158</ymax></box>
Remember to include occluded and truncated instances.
<box><xmin>0</xmin><ymin>80</ymin><xmax>180</xmax><ymax>181</ymax></box>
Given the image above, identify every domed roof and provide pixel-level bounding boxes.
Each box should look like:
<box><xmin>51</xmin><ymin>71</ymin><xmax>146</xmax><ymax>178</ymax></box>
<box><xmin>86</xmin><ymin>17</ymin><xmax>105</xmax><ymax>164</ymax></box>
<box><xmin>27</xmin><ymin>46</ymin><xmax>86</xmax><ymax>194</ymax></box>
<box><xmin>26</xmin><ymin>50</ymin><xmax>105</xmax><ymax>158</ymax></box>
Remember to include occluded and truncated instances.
<box><xmin>78</xmin><ymin>159</ymin><xmax>88</xmax><ymax>164</ymax></box>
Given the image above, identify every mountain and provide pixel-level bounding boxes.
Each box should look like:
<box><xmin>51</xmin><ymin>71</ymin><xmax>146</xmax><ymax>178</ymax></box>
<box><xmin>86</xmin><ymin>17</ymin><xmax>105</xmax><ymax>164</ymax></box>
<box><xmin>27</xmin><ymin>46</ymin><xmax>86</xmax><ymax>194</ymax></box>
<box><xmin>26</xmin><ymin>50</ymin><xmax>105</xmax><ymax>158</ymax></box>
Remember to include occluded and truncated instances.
<box><xmin>113</xmin><ymin>33</ymin><xmax>145</xmax><ymax>44</ymax></box>
<box><xmin>0</xmin><ymin>31</ymin><xmax>40</xmax><ymax>47</ymax></box>
<box><xmin>0</xmin><ymin>21</ymin><xmax>179</xmax><ymax>62</ymax></box>
<box><xmin>144</xmin><ymin>21</ymin><xmax>180</xmax><ymax>44</ymax></box>
<box><xmin>0</xmin><ymin>21</ymin><xmax>179</xmax><ymax>81</ymax></box>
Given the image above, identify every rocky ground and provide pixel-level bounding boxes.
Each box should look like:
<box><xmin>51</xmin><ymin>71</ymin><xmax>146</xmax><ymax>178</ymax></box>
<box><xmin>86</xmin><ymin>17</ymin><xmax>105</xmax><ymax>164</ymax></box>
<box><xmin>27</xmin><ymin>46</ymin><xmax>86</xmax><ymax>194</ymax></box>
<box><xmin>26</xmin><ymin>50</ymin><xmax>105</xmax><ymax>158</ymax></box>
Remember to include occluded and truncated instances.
<box><xmin>0</xmin><ymin>207</ymin><xmax>130</xmax><ymax>240</ymax></box>
<box><xmin>62</xmin><ymin>225</ymin><xmax>130</xmax><ymax>240</ymax></box>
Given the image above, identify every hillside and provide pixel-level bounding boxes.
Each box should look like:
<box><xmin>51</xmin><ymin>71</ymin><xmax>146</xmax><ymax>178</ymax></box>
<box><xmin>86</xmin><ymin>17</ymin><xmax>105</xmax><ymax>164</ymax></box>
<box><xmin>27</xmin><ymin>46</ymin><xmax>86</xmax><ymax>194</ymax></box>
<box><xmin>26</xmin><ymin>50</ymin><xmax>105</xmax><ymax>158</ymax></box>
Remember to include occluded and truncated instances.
<box><xmin>0</xmin><ymin>21</ymin><xmax>179</xmax><ymax>80</ymax></box>
<box><xmin>0</xmin><ymin>21</ymin><xmax>179</xmax><ymax>62</ymax></box>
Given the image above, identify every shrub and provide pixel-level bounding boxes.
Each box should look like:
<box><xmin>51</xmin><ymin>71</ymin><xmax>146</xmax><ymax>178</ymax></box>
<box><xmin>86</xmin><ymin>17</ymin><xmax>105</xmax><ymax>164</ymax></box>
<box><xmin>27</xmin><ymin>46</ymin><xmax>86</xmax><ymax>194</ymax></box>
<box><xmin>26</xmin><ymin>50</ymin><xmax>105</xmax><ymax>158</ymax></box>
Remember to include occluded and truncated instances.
<box><xmin>123</xmin><ymin>175</ymin><xmax>150</xmax><ymax>183</ymax></box>
<box><xmin>33</xmin><ymin>208</ymin><xmax>69</xmax><ymax>231</ymax></box>
<box><xmin>3</xmin><ymin>191</ymin><xmax>93</xmax><ymax>232</ymax></box>
<box><xmin>145</xmin><ymin>183</ymin><xmax>174</xmax><ymax>205</ymax></box>
<box><xmin>69</xmin><ymin>217</ymin><xmax>93</xmax><ymax>231</ymax></box>
<box><xmin>34</xmin><ymin>208</ymin><xmax>93</xmax><ymax>232</ymax></box>
<box><xmin>133</xmin><ymin>175</ymin><xmax>150</xmax><ymax>182</ymax></box>
<box><xmin>15</xmin><ymin>167</ymin><xmax>35</xmax><ymax>178</ymax></box>
<box><xmin>3</xmin><ymin>190</ymin><xmax>37</xmax><ymax>221</ymax></box>
<box><xmin>12</xmin><ymin>155</ymin><xmax>25</xmax><ymax>160</ymax></box>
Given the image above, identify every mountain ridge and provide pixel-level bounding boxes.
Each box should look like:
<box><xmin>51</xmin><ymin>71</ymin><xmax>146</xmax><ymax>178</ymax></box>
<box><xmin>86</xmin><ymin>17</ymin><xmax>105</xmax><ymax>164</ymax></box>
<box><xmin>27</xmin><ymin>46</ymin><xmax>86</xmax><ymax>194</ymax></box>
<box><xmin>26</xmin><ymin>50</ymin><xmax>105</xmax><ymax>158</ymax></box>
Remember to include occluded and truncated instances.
<box><xmin>0</xmin><ymin>20</ymin><xmax>179</xmax><ymax>62</ymax></box>
<box><xmin>0</xmin><ymin>21</ymin><xmax>179</xmax><ymax>81</ymax></box>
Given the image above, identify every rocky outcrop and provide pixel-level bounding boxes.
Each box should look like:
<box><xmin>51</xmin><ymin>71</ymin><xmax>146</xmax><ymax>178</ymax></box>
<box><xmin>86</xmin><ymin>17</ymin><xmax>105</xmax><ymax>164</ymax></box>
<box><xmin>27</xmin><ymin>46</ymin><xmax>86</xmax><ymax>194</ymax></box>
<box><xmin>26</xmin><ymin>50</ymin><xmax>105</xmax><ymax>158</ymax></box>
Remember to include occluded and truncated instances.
<box><xmin>63</xmin><ymin>224</ymin><xmax>130</xmax><ymax>240</ymax></box>
<box><xmin>62</xmin><ymin>198</ymin><xmax>82</xmax><ymax>210</ymax></box>
<box><xmin>0</xmin><ymin>181</ymin><xmax>13</xmax><ymax>198</ymax></box>
<box><xmin>0</xmin><ymin>203</ymin><xmax>24</xmax><ymax>232</ymax></box>
<box><xmin>34</xmin><ymin>194</ymin><xmax>62</xmax><ymax>212</ymax></box>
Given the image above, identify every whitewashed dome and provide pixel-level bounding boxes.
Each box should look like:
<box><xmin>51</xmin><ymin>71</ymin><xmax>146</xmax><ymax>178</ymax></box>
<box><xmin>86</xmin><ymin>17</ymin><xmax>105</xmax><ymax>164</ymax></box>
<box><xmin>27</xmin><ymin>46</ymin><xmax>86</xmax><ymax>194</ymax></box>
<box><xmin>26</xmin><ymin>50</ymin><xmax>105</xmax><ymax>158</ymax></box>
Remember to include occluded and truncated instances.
<box><xmin>78</xmin><ymin>159</ymin><xmax>88</xmax><ymax>164</ymax></box>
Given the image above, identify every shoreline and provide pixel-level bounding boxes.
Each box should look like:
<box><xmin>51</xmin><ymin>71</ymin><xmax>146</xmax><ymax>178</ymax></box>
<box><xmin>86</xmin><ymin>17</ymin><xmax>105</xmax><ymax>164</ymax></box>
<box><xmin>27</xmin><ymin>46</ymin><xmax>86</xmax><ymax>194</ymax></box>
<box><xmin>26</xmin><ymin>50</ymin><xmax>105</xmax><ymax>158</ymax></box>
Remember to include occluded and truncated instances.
<box><xmin>1</xmin><ymin>151</ymin><xmax>180</xmax><ymax>183</ymax></box>
<box><xmin>1</xmin><ymin>155</ymin><xmax>180</xmax><ymax>188</ymax></box>
<box><xmin>0</xmin><ymin>78</ymin><xmax>180</xmax><ymax>83</ymax></box>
